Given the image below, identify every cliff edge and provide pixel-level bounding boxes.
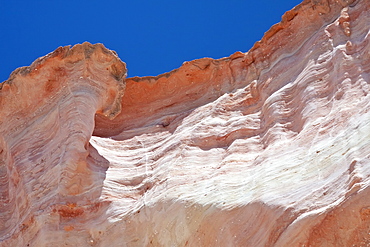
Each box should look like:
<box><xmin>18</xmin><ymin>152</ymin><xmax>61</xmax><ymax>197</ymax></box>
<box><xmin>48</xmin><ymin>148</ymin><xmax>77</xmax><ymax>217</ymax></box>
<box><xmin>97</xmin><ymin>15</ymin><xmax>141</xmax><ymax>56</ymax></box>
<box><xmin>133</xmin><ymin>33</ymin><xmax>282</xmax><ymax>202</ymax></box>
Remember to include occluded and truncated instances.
<box><xmin>1</xmin><ymin>0</ymin><xmax>370</xmax><ymax>246</ymax></box>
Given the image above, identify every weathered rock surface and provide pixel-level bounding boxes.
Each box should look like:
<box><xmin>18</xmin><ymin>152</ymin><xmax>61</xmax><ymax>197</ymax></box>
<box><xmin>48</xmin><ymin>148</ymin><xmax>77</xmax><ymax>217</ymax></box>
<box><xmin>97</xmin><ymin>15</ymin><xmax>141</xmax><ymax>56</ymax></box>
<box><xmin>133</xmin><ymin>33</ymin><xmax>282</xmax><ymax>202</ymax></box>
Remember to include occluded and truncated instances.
<box><xmin>1</xmin><ymin>0</ymin><xmax>370</xmax><ymax>246</ymax></box>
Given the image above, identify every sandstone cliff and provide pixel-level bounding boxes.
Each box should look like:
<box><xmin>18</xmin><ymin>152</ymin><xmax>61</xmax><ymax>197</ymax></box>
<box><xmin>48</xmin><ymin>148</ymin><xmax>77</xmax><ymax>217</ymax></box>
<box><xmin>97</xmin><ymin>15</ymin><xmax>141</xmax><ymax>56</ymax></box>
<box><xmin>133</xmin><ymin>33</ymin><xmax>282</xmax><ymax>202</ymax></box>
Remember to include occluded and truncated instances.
<box><xmin>1</xmin><ymin>0</ymin><xmax>370</xmax><ymax>246</ymax></box>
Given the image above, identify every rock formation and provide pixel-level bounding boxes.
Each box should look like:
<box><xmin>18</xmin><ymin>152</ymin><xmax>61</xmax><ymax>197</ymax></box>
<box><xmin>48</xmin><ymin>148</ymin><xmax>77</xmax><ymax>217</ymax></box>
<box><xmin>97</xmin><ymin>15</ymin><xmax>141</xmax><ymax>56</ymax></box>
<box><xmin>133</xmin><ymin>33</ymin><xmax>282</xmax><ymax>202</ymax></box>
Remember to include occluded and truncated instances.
<box><xmin>1</xmin><ymin>0</ymin><xmax>370</xmax><ymax>246</ymax></box>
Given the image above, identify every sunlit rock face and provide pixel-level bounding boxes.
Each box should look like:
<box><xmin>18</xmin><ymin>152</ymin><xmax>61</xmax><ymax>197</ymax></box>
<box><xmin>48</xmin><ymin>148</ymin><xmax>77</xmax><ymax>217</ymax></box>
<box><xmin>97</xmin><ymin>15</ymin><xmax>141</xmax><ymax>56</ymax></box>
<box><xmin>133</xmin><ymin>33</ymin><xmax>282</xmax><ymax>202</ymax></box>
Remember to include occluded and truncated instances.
<box><xmin>1</xmin><ymin>0</ymin><xmax>370</xmax><ymax>246</ymax></box>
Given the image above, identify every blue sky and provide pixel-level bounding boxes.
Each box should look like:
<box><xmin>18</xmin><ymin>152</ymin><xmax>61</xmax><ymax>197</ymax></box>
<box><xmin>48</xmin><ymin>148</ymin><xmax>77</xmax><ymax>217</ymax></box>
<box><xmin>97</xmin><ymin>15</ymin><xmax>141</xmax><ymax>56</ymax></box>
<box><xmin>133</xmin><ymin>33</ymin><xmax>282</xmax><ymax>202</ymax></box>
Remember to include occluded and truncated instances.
<box><xmin>0</xmin><ymin>0</ymin><xmax>301</xmax><ymax>82</ymax></box>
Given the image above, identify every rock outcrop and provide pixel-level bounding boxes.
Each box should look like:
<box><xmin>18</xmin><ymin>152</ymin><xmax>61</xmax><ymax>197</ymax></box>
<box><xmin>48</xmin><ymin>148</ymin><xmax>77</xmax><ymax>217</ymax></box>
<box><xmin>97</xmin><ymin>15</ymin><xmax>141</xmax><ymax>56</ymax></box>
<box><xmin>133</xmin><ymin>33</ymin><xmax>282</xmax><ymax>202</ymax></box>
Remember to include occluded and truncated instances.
<box><xmin>1</xmin><ymin>0</ymin><xmax>370</xmax><ymax>246</ymax></box>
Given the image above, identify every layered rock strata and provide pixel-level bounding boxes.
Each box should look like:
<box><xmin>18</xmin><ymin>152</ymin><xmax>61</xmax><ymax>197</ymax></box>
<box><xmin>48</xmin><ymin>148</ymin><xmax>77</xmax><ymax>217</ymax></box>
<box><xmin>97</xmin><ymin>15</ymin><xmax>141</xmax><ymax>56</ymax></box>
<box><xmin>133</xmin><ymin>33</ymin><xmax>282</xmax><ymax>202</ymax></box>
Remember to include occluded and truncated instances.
<box><xmin>1</xmin><ymin>0</ymin><xmax>370</xmax><ymax>246</ymax></box>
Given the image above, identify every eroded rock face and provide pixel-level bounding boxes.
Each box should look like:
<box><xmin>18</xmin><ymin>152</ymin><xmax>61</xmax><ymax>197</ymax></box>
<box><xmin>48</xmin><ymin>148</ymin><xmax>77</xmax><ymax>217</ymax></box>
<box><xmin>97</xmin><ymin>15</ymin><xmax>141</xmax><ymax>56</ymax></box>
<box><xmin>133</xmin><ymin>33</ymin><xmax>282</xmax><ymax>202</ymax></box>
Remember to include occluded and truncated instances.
<box><xmin>1</xmin><ymin>0</ymin><xmax>370</xmax><ymax>246</ymax></box>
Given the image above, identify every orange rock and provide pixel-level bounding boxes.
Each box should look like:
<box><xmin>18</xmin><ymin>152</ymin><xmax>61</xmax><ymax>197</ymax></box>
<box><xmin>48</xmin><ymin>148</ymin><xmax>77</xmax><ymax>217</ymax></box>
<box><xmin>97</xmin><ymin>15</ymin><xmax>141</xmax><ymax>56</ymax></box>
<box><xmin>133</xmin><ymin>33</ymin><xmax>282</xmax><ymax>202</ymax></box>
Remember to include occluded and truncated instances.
<box><xmin>64</xmin><ymin>225</ymin><xmax>75</xmax><ymax>232</ymax></box>
<box><xmin>1</xmin><ymin>0</ymin><xmax>370</xmax><ymax>246</ymax></box>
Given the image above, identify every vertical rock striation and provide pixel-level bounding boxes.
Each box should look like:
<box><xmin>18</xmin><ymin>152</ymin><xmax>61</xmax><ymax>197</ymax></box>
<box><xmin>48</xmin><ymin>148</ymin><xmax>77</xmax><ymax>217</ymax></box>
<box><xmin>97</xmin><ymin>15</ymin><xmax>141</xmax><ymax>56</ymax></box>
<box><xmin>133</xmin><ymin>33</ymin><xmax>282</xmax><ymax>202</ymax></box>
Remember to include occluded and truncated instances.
<box><xmin>0</xmin><ymin>43</ymin><xmax>126</xmax><ymax>245</ymax></box>
<box><xmin>1</xmin><ymin>0</ymin><xmax>370</xmax><ymax>246</ymax></box>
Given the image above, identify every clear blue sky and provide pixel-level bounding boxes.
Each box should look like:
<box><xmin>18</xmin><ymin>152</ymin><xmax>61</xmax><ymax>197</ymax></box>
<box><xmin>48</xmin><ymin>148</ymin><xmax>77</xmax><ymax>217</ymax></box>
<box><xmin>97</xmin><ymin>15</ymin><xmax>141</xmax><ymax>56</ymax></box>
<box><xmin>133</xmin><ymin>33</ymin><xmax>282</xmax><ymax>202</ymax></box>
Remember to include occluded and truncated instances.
<box><xmin>0</xmin><ymin>0</ymin><xmax>301</xmax><ymax>82</ymax></box>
